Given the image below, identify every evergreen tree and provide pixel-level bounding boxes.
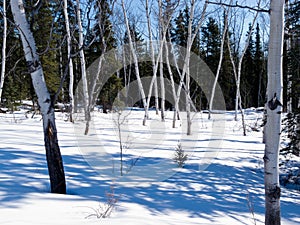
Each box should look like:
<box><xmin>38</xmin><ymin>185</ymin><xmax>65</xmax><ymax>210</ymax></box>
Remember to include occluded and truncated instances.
<box><xmin>241</xmin><ymin>24</ymin><xmax>255</xmax><ymax>108</ymax></box>
<box><xmin>1</xmin><ymin>2</ymin><xmax>30</xmax><ymax>108</ymax></box>
<box><xmin>171</xmin><ymin>6</ymin><xmax>204</xmax><ymax>109</ymax></box>
<box><xmin>86</xmin><ymin>0</ymin><xmax>116</xmax><ymax>64</ymax></box>
<box><xmin>200</xmin><ymin>17</ymin><xmax>221</xmax><ymax>109</ymax></box>
<box><xmin>220</xmin><ymin>28</ymin><xmax>235</xmax><ymax>110</ymax></box>
<box><xmin>201</xmin><ymin>17</ymin><xmax>221</xmax><ymax>75</ymax></box>
<box><xmin>172</xmin><ymin>6</ymin><xmax>200</xmax><ymax>54</ymax></box>
<box><xmin>284</xmin><ymin>0</ymin><xmax>300</xmax><ymax>111</ymax></box>
<box><xmin>254</xmin><ymin>23</ymin><xmax>266</xmax><ymax>107</ymax></box>
<box><xmin>281</xmin><ymin>0</ymin><xmax>300</xmax><ymax>157</ymax></box>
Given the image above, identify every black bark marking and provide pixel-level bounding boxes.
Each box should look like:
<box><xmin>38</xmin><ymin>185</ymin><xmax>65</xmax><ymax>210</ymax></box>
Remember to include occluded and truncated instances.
<box><xmin>268</xmin><ymin>93</ymin><xmax>283</xmax><ymax>110</ymax></box>
<box><xmin>263</xmin><ymin>155</ymin><xmax>270</xmax><ymax>162</ymax></box>
<box><xmin>269</xmin><ymin>185</ymin><xmax>281</xmax><ymax>201</ymax></box>
<box><xmin>26</xmin><ymin>60</ymin><xmax>40</xmax><ymax>73</ymax></box>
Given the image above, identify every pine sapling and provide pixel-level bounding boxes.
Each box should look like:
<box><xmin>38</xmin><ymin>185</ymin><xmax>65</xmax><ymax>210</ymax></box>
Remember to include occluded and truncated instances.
<box><xmin>173</xmin><ymin>142</ymin><xmax>188</xmax><ymax>168</ymax></box>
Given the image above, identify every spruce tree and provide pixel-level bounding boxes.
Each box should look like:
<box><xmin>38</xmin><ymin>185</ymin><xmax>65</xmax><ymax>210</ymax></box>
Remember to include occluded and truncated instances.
<box><xmin>281</xmin><ymin>0</ymin><xmax>300</xmax><ymax>157</ymax></box>
<box><xmin>86</xmin><ymin>0</ymin><xmax>116</xmax><ymax>64</ymax></box>
<box><xmin>201</xmin><ymin>17</ymin><xmax>221</xmax><ymax>75</ymax></box>
<box><xmin>1</xmin><ymin>2</ymin><xmax>30</xmax><ymax>108</ymax></box>
<box><xmin>254</xmin><ymin>23</ymin><xmax>266</xmax><ymax>107</ymax></box>
<box><xmin>220</xmin><ymin>27</ymin><xmax>235</xmax><ymax>110</ymax></box>
<box><xmin>241</xmin><ymin>24</ymin><xmax>255</xmax><ymax>108</ymax></box>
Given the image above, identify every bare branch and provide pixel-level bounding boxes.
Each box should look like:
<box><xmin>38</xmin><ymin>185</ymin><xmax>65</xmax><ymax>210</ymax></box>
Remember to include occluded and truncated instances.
<box><xmin>207</xmin><ymin>1</ymin><xmax>270</xmax><ymax>13</ymax></box>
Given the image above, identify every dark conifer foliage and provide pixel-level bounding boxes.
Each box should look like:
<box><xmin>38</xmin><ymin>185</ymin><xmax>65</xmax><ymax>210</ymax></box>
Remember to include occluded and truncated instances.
<box><xmin>254</xmin><ymin>23</ymin><xmax>266</xmax><ymax>107</ymax></box>
<box><xmin>241</xmin><ymin>24</ymin><xmax>255</xmax><ymax>108</ymax></box>
<box><xmin>281</xmin><ymin>0</ymin><xmax>300</xmax><ymax>158</ymax></box>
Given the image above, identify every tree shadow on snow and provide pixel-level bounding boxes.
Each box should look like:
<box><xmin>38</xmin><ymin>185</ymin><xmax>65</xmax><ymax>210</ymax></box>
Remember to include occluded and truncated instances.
<box><xmin>0</xmin><ymin>146</ymin><xmax>299</xmax><ymax>224</ymax></box>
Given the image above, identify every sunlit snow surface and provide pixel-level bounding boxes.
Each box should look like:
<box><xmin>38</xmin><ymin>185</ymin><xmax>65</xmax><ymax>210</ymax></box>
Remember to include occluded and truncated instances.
<box><xmin>0</xmin><ymin>109</ymin><xmax>299</xmax><ymax>225</ymax></box>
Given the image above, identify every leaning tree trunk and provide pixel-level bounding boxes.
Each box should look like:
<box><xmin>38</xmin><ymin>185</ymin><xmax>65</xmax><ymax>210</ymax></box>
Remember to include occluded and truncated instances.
<box><xmin>63</xmin><ymin>0</ymin><xmax>75</xmax><ymax>123</ymax></box>
<box><xmin>121</xmin><ymin>0</ymin><xmax>147</xmax><ymax>124</ymax></box>
<box><xmin>11</xmin><ymin>0</ymin><xmax>66</xmax><ymax>194</ymax></box>
<box><xmin>145</xmin><ymin>0</ymin><xmax>159</xmax><ymax>123</ymax></box>
<box><xmin>264</xmin><ymin>0</ymin><xmax>285</xmax><ymax>224</ymax></box>
<box><xmin>0</xmin><ymin>0</ymin><xmax>7</xmax><ymax>102</ymax></box>
<box><xmin>208</xmin><ymin>6</ymin><xmax>228</xmax><ymax>120</ymax></box>
<box><xmin>235</xmin><ymin>11</ymin><xmax>259</xmax><ymax>121</ymax></box>
<box><xmin>76</xmin><ymin>0</ymin><xmax>90</xmax><ymax>134</ymax></box>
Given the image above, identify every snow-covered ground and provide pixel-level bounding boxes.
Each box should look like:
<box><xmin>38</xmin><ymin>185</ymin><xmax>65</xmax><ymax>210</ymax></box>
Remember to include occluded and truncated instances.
<box><xmin>0</xmin><ymin>109</ymin><xmax>299</xmax><ymax>225</ymax></box>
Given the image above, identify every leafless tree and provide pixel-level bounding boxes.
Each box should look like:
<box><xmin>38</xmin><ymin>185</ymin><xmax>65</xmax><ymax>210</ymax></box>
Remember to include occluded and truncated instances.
<box><xmin>10</xmin><ymin>0</ymin><xmax>66</xmax><ymax>194</ymax></box>
<box><xmin>0</xmin><ymin>0</ymin><xmax>7</xmax><ymax>102</ymax></box>
<box><xmin>63</xmin><ymin>0</ymin><xmax>75</xmax><ymax>122</ymax></box>
<box><xmin>264</xmin><ymin>0</ymin><xmax>285</xmax><ymax>224</ymax></box>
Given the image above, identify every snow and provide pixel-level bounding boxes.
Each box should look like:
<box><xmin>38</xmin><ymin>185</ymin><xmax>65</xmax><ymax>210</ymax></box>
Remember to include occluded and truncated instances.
<box><xmin>0</xmin><ymin>109</ymin><xmax>299</xmax><ymax>225</ymax></box>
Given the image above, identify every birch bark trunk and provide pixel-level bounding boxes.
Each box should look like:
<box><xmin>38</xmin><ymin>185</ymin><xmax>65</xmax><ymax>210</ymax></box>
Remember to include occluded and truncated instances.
<box><xmin>121</xmin><ymin>0</ymin><xmax>147</xmax><ymax>125</ymax></box>
<box><xmin>264</xmin><ymin>1</ymin><xmax>285</xmax><ymax>224</ymax></box>
<box><xmin>63</xmin><ymin>0</ymin><xmax>75</xmax><ymax>122</ymax></box>
<box><xmin>234</xmin><ymin>12</ymin><xmax>258</xmax><ymax>122</ymax></box>
<box><xmin>75</xmin><ymin>0</ymin><xmax>90</xmax><ymax>134</ymax></box>
<box><xmin>11</xmin><ymin>0</ymin><xmax>66</xmax><ymax>194</ymax></box>
<box><xmin>0</xmin><ymin>0</ymin><xmax>7</xmax><ymax>102</ymax></box>
<box><xmin>171</xmin><ymin>1</ymin><xmax>207</xmax><ymax>130</ymax></box>
<box><xmin>208</xmin><ymin>6</ymin><xmax>228</xmax><ymax>120</ymax></box>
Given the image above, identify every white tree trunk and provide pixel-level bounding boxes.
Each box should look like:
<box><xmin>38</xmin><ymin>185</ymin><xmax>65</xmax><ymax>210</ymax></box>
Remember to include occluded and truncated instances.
<box><xmin>160</xmin><ymin>59</ymin><xmax>166</xmax><ymax>121</ymax></box>
<box><xmin>264</xmin><ymin>1</ymin><xmax>285</xmax><ymax>224</ymax></box>
<box><xmin>121</xmin><ymin>0</ymin><xmax>147</xmax><ymax>124</ymax></box>
<box><xmin>234</xmin><ymin>11</ymin><xmax>258</xmax><ymax>121</ymax></box>
<box><xmin>10</xmin><ymin>0</ymin><xmax>66</xmax><ymax>194</ymax></box>
<box><xmin>170</xmin><ymin>1</ymin><xmax>207</xmax><ymax>130</ymax></box>
<box><xmin>76</xmin><ymin>0</ymin><xmax>90</xmax><ymax>134</ymax></box>
<box><xmin>0</xmin><ymin>0</ymin><xmax>7</xmax><ymax>102</ymax></box>
<box><xmin>145</xmin><ymin>0</ymin><xmax>159</xmax><ymax>116</ymax></box>
<box><xmin>208</xmin><ymin>6</ymin><xmax>228</xmax><ymax>120</ymax></box>
<box><xmin>63</xmin><ymin>0</ymin><xmax>75</xmax><ymax>122</ymax></box>
<box><xmin>226</xmin><ymin>24</ymin><xmax>246</xmax><ymax>136</ymax></box>
<box><xmin>158</xmin><ymin>0</ymin><xmax>165</xmax><ymax>122</ymax></box>
<box><xmin>184</xmin><ymin>0</ymin><xmax>196</xmax><ymax>135</ymax></box>
<box><xmin>145</xmin><ymin>0</ymin><xmax>159</xmax><ymax>123</ymax></box>
<box><xmin>164</xmin><ymin>41</ymin><xmax>179</xmax><ymax>128</ymax></box>
<box><xmin>154</xmin><ymin>77</ymin><xmax>159</xmax><ymax>115</ymax></box>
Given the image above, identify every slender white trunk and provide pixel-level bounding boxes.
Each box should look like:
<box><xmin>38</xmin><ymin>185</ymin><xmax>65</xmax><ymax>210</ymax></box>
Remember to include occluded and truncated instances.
<box><xmin>178</xmin><ymin>0</ymin><xmax>207</xmax><ymax>134</ymax></box>
<box><xmin>164</xmin><ymin>41</ymin><xmax>178</xmax><ymax>128</ymax></box>
<box><xmin>186</xmin><ymin>65</ymin><xmax>191</xmax><ymax>135</ymax></box>
<box><xmin>170</xmin><ymin>1</ymin><xmax>207</xmax><ymax>129</ymax></box>
<box><xmin>145</xmin><ymin>0</ymin><xmax>158</xmax><ymax>121</ymax></box>
<box><xmin>226</xmin><ymin>15</ymin><xmax>248</xmax><ymax>135</ymax></box>
<box><xmin>154</xmin><ymin>78</ymin><xmax>159</xmax><ymax>115</ymax></box>
<box><xmin>11</xmin><ymin>0</ymin><xmax>66</xmax><ymax>194</ymax></box>
<box><xmin>160</xmin><ymin>58</ymin><xmax>165</xmax><ymax>121</ymax></box>
<box><xmin>234</xmin><ymin>9</ymin><xmax>259</xmax><ymax>123</ymax></box>
<box><xmin>143</xmin><ymin>0</ymin><xmax>171</xmax><ymax>124</ymax></box>
<box><xmin>158</xmin><ymin>0</ymin><xmax>165</xmax><ymax>122</ymax></box>
<box><xmin>0</xmin><ymin>0</ymin><xmax>7</xmax><ymax>102</ymax></box>
<box><xmin>58</xmin><ymin>47</ymin><xmax>64</xmax><ymax>101</ymax></box>
<box><xmin>264</xmin><ymin>1</ymin><xmax>285</xmax><ymax>224</ymax></box>
<box><xmin>63</xmin><ymin>0</ymin><xmax>75</xmax><ymax>122</ymax></box>
<box><xmin>76</xmin><ymin>0</ymin><xmax>90</xmax><ymax>134</ymax></box>
<box><xmin>145</xmin><ymin>0</ymin><xmax>159</xmax><ymax>115</ymax></box>
<box><xmin>185</xmin><ymin>0</ymin><xmax>196</xmax><ymax>135</ymax></box>
<box><xmin>286</xmin><ymin>17</ymin><xmax>292</xmax><ymax>113</ymax></box>
<box><xmin>208</xmin><ymin>7</ymin><xmax>228</xmax><ymax>120</ymax></box>
<box><xmin>121</xmin><ymin>0</ymin><xmax>147</xmax><ymax>124</ymax></box>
